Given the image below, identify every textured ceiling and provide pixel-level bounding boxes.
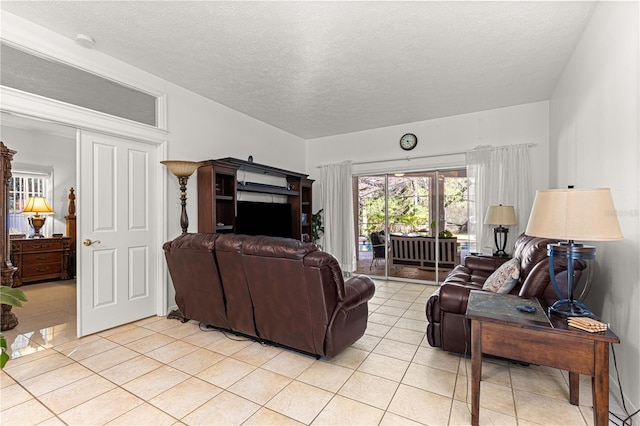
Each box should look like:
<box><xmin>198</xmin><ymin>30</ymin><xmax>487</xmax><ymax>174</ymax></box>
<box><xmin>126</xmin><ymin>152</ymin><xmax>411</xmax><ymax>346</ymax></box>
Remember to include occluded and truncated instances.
<box><xmin>1</xmin><ymin>1</ymin><xmax>595</xmax><ymax>139</ymax></box>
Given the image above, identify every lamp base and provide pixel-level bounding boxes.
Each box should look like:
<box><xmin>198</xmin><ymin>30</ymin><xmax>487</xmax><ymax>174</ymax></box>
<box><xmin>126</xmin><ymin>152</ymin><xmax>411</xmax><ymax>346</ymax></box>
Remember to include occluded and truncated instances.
<box><xmin>548</xmin><ymin>299</ymin><xmax>592</xmax><ymax>318</ymax></box>
<box><xmin>492</xmin><ymin>226</ymin><xmax>509</xmax><ymax>258</ymax></box>
<box><xmin>28</xmin><ymin>216</ymin><xmax>46</xmax><ymax>238</ymax></box>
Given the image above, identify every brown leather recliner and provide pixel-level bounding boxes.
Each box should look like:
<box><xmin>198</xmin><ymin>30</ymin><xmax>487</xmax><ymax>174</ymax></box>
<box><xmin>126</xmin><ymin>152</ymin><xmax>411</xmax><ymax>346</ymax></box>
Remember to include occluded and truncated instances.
<box><xmin>425</xmin><ymin>233</ymin><xmax>584</xmax><ymax>355</ymax></box>
<box><xmin>163</xmin><ymin>233</ymin><xmax>376</xmax><ymax>358</ymax></box>
<box><xmin>215</xmin><ymin>234</ymin><xmax>257</xmax><ymax>338</ymax></box>
<box><xmin>162</xmin><ymin>233</ymin><xmax>230</xmax><ymax>330</ymax></box>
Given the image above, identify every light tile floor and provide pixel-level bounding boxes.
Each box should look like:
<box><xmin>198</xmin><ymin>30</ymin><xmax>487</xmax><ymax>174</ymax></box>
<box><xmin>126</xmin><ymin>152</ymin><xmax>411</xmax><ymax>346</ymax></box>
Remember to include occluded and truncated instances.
<box><xmin>1</xmin><ymin>279</ymin><xmax>626</xmax><ymax>425</ymax></box>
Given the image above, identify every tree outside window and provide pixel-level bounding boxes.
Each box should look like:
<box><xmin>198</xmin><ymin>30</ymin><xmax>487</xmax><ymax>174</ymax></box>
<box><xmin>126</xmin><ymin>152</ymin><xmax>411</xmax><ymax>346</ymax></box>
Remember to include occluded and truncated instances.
<box><xmin>357</xmin><ymin>169</ymin><xmax>469</xmax><ymax>248</ymax></box>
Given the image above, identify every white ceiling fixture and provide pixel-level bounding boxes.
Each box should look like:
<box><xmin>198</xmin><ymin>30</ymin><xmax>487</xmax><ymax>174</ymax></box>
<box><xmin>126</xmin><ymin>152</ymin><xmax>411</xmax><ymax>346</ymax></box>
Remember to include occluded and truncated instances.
<box><xmin>75</xmin><ymin>33</ymin><xmax>95</xmax><ymax>48</ymax></box>
<box><xmin>0</xmin><ymin>1</ymin><xmax>596</xmax><ymax>139</ymax></box>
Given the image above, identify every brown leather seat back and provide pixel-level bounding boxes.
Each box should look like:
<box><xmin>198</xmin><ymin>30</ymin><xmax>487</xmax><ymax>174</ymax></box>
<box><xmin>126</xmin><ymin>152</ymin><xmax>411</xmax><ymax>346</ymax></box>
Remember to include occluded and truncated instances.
<box><xmin>241</xmin><ymin>236</ymin><xmax>323</xmax><ymax>355</ymax></box>
<box><xmin>512</xmin><ymin>233</ymin><xmax>557</xmax><ymax>283</ymax></box>
<box><xmin>163</xmin><ymin>233</ymin><xmax>230</xmax><ymax>329</ymax></box>
<box><xmin>512</xmin><ymin>233</ymin><xmax>584</xmax><ymax>300</ymax></box>
<box><xmin>215</xmin><ymin>234</ymin><xmax>257</xmax><ymax>337</ymax></box>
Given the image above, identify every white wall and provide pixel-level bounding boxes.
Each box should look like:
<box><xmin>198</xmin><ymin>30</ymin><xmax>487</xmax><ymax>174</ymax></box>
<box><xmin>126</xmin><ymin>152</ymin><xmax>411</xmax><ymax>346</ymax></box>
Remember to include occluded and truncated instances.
<box><xmin>306</xmin><ymin>100</ymin><xmax>550</xmax><ymax>213</ymax></box>
<box><xmin>550</xmin><ymin>1</ymin><xmax>639</xmax><ymax>412</ymax></box>
<box><xmin>1</xmin><ymin>12</ymin><xmax>306</xmax><ymax>313</ymax></box>
<box><xmin>159</xmin><ymin>78</ymin><xmax>307</xmax><ymax>236</ymax></box>
<box><xmin>0</xmin><ymin>124</ymin><xmax>76</xmax><ymax>235</ymax></box>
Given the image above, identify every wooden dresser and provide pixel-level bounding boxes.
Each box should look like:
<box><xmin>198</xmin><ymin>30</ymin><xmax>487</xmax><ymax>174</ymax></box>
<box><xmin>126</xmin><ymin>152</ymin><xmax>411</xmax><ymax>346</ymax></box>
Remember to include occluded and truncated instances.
<box><xmin>10</xmin><ymin>237</ymin><xmax>72</xmax><ymax>287</ymax></box>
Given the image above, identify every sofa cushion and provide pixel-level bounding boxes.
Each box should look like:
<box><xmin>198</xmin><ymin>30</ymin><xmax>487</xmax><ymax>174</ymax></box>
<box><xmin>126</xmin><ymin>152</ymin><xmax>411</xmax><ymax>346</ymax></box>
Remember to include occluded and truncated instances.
<box><xmin>482</xmin><ymin>257</ymin><xmax>520</xmax><ymax>293</ymax></box>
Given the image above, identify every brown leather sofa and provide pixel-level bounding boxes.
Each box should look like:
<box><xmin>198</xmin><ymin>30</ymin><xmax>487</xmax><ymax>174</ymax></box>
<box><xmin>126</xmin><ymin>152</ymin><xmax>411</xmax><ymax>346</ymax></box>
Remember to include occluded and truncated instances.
<box><xmin>425</xmin><ymin>233</ymin><xmax>584</xmax><ymax>355</ymax></box>
<box><xmin>163</xmin><ymin>233</ymin><xmax>376</xmax><ymax>358</ymax></box>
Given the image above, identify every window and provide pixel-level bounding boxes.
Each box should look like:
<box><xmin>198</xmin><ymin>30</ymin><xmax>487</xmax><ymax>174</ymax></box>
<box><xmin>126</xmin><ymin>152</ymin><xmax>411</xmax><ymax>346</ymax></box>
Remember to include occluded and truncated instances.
<box><xmin>355</xmin><ymin>168</ymin><xmax>469</xmax><ymax>283</ymax></box>
<box><xmin>1</xmin><ymin>43</ymin><xmax>158</xmax><ymax>127</ymax></box>
<box><xmin>9</xmin><ymin>171</ymin><xmax>53</xmax><ymax>236</ymax></box>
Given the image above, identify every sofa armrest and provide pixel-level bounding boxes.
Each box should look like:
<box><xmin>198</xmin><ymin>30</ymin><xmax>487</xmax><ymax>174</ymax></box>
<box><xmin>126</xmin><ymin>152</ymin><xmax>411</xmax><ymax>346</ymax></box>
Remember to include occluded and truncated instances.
<box><xmin>342</xmin><ymin>275</ymin><xmax>376</xmax><ymax>311</ymax></box>
<box><xmin>439</xmin><ymin>282</ymin><xmax>483</xmax><ymax>314</ymax></box>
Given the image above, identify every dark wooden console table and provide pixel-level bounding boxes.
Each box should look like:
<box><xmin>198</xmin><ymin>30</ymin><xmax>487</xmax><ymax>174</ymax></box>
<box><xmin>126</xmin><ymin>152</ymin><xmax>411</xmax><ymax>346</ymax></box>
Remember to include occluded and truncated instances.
<box><xmin>10</xmin><ymin>237</ymin><xmax>72</xmax><ymax>287</ymax></box>
<box><xmin>466</xmin><ymin>290</ymin><xmax>619</xmax><ymax>426</ymax></box>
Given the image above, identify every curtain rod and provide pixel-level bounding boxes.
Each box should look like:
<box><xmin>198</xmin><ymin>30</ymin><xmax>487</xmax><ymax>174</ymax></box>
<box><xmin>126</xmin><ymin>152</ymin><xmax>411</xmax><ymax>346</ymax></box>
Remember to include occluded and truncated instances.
<box><xmin>316</xmin><ymin>142</ymin><xmax>537</xmax><ymax>168</ymax></box>
<box><xmin>352</xmin><ymin>150</ymin><xmax>466</xmax><ymax>166</ymax></box>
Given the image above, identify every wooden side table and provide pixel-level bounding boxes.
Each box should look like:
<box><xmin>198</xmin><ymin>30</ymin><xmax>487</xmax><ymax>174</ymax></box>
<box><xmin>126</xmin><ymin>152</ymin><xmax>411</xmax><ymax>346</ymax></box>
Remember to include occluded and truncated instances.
<box><xmin>465</xmin><ymin>290</ymin><xmax>619</xmax><ymax>426</ymax></box>
<box><xmin>10</xmin><ymin>237</ymin><xmax>72</xmax><ymax>287</ymax></box>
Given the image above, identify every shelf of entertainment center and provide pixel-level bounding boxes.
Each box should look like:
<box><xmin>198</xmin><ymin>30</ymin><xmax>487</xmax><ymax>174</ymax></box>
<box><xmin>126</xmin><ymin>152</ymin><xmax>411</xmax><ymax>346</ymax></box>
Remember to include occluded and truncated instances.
<box><xmin>237</xmin><ymin>181</ymin><xmax>299</xmax><ymax>196</ymax></box>
<box><xmin>219</xmin><ymin>157</ymin><xmax>307</xmax><ymax>179</ymax></box>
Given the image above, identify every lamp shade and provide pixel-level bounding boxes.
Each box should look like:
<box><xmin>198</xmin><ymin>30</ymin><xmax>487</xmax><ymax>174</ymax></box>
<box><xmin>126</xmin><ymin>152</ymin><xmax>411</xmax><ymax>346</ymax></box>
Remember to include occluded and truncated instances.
<box><xmin>484</xmin><ymin>205</ymin><xmax>517</xmax><ymax>226</ymax></box>
<box><xmin>161</xmin><ymin>160</ymin><xmax>202</xmax><ymax>177</ymax></box>
<box><xmin>526</xmin><ymin>188</ymin><xmax>622</xmax><ymax>241</ymax></box>
<box><xmin>22</xmin><ymin>196</ymin><xmax>54</xmax><ymax>214</ymax></box>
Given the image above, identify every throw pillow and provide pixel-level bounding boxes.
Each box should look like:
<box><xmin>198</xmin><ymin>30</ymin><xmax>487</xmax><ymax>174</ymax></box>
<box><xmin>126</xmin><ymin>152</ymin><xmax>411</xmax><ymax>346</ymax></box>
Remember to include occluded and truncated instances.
<box><xmin>482</xmin><ymin>258</ymin><xmax>520</xmax><ymax>293</ymax></box>
<box><xmin>495</xmin><ymin>276</ymin><xmax>519</xmax><ymax>294</ymax></box>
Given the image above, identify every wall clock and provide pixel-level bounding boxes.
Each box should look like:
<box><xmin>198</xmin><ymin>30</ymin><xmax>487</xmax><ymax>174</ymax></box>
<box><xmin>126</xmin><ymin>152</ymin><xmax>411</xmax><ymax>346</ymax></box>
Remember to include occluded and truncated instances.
<box><xmin>399</xmin><ymin>133</ymin><xmax>418</xmax><ymax>151</ymax></box>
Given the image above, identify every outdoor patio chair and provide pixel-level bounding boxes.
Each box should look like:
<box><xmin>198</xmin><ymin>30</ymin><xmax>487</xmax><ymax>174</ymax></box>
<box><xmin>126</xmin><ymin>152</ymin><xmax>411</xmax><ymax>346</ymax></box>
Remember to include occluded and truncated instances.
<box><xmin>370</xmin><ymin>231</ymin><xmax>387</xmax><ymax>270</ymax></box>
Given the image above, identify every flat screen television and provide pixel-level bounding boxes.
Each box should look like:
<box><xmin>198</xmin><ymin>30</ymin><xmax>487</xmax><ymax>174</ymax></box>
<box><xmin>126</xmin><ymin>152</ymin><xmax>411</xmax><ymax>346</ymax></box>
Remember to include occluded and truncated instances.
<box><xmin>236</xmin><ymin>201</ymin><xmax>293</xmax><ymax>238</ymax></box>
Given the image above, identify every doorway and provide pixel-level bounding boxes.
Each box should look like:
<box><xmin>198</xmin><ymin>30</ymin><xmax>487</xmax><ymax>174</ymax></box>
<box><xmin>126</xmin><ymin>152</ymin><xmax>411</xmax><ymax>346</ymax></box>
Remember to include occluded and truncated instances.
<box><xmin>1</xmin><ymin>112</ymin><xmax>165</xmax><ymax>342</ymax></box>
<box><xmin>354</xmin><ymin>168</ymin><xmax>470</xmax><ymax>283</ymax></box>
<box><xmin>2</xmin><ymin>113</ymin><xmax>79</xmax><ymax>357</ymax></box>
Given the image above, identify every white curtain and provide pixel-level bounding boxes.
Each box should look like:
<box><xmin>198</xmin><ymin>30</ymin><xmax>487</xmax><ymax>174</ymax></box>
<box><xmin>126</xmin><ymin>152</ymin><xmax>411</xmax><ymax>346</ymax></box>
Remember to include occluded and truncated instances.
<box><xmin>466</xmin><ymin>144</ymin><xmax>533</xmax><ymax>255</ymax></box>
<box><xmin>320</xmin><ymin>161</ymin><xmax>356</xmax><ymax>272</ymax></box>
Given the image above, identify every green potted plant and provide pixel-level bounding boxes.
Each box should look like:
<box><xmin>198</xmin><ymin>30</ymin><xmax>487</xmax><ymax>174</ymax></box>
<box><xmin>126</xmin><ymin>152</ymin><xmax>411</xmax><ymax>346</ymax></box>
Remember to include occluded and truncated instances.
<box><xmin>312</xmin><ymin>209</ymin><xmax>324</xmax><ymax>249</ymax></box>
<box><xmin>1</xmin><ymin>286</ymin><xmax>27</xmax><ymax>368</ymax></box>
<box><xmin>430</xmin><ymin>221</ymin><xmax>454</xmax><ymax>238</ymax></box>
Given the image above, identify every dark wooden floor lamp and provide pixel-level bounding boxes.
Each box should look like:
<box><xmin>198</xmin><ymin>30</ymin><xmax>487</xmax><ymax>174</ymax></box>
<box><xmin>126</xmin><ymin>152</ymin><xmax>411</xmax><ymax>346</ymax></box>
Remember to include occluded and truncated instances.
<box><xmin>161</xmin><ymin>160</ymin><xmax>202</xmax><ymax>234</ymax></box>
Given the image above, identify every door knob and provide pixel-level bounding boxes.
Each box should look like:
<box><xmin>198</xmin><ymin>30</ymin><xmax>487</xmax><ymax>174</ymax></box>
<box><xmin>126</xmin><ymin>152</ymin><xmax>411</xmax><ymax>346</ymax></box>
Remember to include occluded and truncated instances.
<box><xmin>83</xmin><ymin>239</ymin><xmax>101</xmax><ymax>246</ymax></box>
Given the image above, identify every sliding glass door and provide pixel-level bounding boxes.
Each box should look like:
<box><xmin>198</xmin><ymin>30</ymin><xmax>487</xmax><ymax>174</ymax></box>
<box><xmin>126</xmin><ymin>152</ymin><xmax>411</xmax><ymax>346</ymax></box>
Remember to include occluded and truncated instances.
<box><xmin>355</xmin><ymin>168</ymin><xmax>469</xmax><ymax>283</ymax></box>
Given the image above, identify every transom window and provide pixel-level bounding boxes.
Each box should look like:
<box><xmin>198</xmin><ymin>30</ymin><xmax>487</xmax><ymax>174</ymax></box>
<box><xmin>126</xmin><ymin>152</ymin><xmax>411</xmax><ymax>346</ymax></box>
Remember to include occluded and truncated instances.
<box><xmin>1</xmin><ymin>43</ymin><xmax>158</xmax><ymax>127</ymax></box>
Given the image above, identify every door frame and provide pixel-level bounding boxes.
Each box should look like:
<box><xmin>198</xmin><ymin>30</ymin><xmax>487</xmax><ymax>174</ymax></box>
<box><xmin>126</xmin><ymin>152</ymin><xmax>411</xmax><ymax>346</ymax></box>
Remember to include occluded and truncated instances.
<box><xmin>2</xmin><ymin>86</ymin><xmax>170</xmax><ymax>321</ymax></box>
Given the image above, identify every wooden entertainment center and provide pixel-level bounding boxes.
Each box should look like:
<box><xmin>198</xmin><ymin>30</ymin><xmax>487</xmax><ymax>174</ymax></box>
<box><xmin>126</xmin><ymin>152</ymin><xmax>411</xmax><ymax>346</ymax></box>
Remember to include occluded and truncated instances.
<box><xmin>197</xmin><ymin>158</ymin><xmax>313</xmax><ymax>240</ymax></box>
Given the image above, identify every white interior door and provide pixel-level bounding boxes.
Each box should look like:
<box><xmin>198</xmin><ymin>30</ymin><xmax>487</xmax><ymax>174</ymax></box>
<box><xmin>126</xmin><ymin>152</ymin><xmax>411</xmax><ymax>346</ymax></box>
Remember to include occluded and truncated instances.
<box><xmin>78</xmin><ymin>130</ymin><xmax>158</xmax><ymax>336</ymax></box>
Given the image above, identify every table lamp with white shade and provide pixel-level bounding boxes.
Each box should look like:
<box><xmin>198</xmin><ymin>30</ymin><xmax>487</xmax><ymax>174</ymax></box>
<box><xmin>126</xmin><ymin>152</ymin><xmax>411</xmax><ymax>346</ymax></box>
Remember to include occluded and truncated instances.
<box><xmin>525</xmin><ymin>188</ymin><xmax>622</xmax><ymax>318</ymax></box>
<box><xmin>22</xmin><ymin>196</ymin><xmax>55</xmax><ymax>238</ymax></box>
<box><xmin>484</xmin><ymin>205</ymin><xmax>517</xmax><ymax>257</ymax></box>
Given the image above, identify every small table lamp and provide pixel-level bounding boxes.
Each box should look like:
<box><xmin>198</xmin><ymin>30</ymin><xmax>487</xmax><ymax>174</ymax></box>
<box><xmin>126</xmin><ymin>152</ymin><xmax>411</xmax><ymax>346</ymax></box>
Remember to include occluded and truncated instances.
<box><xmin>484</xmin><ymin>205</ymin><xmax>517</xmax><ymax>257</ymax></box>
<box><xmin>526</xmin><ymin>188</ymin><xmax>622</xmax><ymax>317</ymax></box>
<box><xmin>161</xmin><ymin>160</ymin><xmax>202</xmax><ymax>234</ymax></box>
<box><xmin>22</xmin><ymin>196</ymin><xmax>55</xmax><ymax>238</ymax></box>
